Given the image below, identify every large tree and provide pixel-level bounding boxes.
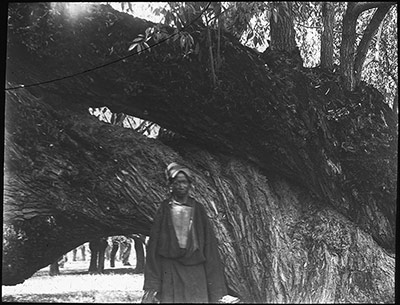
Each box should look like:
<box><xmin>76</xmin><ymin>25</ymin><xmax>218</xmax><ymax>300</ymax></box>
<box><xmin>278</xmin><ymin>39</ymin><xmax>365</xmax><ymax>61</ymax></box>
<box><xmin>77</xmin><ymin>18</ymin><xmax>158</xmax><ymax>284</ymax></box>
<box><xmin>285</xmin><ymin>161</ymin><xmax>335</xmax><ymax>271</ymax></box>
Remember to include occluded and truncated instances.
<box><xmin>3</xmin><ymin>2</ymin><xmax>397</xmax><ymax>303</ymax></box>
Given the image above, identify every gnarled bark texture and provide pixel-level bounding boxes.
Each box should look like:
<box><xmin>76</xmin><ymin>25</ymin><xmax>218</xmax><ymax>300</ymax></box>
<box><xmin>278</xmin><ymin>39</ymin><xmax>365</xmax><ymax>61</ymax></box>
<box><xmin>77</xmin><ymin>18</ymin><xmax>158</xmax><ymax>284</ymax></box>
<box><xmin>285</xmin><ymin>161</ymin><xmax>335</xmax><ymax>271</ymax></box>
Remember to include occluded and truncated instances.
<box><xmin>4</xmin><ymin>3</ymin><xmax>397</xmax><ymax>303</ymax></box>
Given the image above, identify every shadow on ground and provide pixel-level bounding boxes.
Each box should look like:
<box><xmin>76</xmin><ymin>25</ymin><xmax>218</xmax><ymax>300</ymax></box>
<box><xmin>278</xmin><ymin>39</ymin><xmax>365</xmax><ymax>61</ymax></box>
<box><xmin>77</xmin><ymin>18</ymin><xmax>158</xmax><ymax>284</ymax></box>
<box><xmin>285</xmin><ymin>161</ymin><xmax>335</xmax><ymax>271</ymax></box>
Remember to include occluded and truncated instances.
<box><xmin>2</xmin><ymin>260</ymin><xmax>145</xmax><ymax>303</ymax></box>
<box><xmin>2</xmin><ymin>290</ymin><xmax>143</xmax><ymax>303</ymax></box>
<box><xmin>33</xmin><ymin>266</ymin><xmax>143</xmax><ymax>277</ymax></box>
<box><xmin>3</xmin><ymin>267</ymin><xmax>145</xmax><ymax>303</ymax></box>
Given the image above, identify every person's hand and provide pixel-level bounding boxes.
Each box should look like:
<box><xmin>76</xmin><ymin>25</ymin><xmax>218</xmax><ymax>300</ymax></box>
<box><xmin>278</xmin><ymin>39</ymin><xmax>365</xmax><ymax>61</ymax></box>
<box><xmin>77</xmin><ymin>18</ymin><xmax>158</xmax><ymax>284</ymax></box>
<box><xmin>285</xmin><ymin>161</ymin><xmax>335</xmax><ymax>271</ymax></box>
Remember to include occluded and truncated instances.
<box><xmin>141</xmin><ymin>289</ymin><xmax>159</xmax><ymax>303</ymax></box>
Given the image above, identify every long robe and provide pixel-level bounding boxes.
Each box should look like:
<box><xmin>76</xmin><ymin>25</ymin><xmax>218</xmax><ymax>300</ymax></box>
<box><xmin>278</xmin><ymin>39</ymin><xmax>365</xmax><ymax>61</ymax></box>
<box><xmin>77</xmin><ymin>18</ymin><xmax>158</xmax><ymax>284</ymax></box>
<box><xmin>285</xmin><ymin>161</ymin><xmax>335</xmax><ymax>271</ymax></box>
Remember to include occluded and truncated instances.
<box><xmin>143</xmin><ymin>197</ymin><xmax>227</xmax><ymax>303</ymax></box>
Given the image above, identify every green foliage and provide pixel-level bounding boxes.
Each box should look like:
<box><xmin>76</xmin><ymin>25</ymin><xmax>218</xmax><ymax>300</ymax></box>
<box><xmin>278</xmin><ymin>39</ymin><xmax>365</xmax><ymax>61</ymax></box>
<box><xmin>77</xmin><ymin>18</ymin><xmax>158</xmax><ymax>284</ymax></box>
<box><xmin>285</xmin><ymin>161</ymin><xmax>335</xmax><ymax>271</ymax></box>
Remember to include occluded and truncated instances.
<box><xmin>128</xmin><ymin>2</ymin><xmax>210</xmax><ymax>58</ymax></box>
<box><xmin>148</xmin><ymin>2</ymin><xmax>207</xmax><ymax>29</ymax></box>
<box><xmin>127</xmin><ymin>1</ymin><xmax>220</xmax><ymax>70</ymax></box>
<box><xmin>292</xmin><ymin>2</ymin><xmax>323</xmax><ymax>67</ymax></box>
<box><xmin>176</xmin><ymin>31</ymin><xmax>195</xmax><ymax>56</ymax></box>
<box><xmin>222</xmin><ymin>2</ymin><xmax>271</xmax><ymax>50</ymax></box>
<box><xmin>128</xmin><ymin>27</ymin><xmax>153</xmax><ymax>53</ymax></box>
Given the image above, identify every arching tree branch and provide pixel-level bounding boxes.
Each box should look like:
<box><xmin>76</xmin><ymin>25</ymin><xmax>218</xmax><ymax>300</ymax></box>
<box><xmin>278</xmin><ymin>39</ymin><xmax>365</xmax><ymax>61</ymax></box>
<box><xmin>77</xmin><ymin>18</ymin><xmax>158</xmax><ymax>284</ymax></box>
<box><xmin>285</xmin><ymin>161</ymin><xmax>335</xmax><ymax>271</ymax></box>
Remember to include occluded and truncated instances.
<box><xmin>351</xmin><ymin>2</ymin><xmax>396</xmax><ymax>17</ymax></box>
<box><xmin>354</xmin><ymin>5</ymin><xmax>392</xmax><ymax>85</ymax></box>
<box><xmin>339</xmin><ymin>2</ymin><xmax>396</xmax><ymax>90</ymax></box>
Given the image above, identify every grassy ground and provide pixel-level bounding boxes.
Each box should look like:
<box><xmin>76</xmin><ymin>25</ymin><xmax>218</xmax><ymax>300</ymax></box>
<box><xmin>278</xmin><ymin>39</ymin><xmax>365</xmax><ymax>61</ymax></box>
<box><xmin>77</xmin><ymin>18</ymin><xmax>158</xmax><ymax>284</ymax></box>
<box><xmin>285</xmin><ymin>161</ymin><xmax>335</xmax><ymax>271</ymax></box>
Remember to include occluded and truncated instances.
<box><xmin>2</xmin><ymin>260</ymin><xmax>145</xmax><ymax>303</ymax></box>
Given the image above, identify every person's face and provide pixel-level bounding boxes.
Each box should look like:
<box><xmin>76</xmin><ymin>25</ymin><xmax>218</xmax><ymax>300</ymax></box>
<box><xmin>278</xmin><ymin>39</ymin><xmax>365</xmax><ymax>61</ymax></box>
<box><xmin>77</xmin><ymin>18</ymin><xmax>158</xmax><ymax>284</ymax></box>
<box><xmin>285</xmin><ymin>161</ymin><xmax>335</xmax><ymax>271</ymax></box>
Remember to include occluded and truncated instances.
<box><xmin>171</xmin><ymin>172</ymin><xmax>191</xmax><ymax>197</ymax></box>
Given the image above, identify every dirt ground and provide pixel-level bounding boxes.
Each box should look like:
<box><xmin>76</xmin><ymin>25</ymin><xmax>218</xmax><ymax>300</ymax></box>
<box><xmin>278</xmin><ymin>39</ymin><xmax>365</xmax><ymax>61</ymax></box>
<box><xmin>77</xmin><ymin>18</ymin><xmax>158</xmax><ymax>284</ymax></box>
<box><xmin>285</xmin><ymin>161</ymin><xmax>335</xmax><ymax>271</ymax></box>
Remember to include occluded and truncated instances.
<box><xmin>2</xmin><ymin>259</ymin><xmax>145</xmax><ymax>303</ymax></box>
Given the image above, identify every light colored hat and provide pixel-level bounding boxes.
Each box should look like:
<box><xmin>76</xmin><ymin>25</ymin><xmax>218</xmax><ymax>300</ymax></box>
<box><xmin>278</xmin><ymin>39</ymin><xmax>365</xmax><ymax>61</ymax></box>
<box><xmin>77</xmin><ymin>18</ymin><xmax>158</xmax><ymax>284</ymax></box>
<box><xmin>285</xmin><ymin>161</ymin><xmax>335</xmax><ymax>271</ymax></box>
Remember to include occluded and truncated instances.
<box><xmin>165</xmin><ymin>162</ymin><xmax>192</xmax><ymax>182</ymax></box>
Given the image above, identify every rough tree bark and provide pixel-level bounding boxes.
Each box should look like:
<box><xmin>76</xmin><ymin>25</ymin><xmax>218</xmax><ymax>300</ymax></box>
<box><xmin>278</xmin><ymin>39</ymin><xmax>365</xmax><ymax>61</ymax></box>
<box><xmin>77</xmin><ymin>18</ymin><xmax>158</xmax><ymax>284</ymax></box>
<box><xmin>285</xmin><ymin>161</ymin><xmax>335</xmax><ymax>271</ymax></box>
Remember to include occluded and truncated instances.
<box><xmin>4</xmin><ymin>3</ymin><xmax>397</xmax><ymax>303</ymax></box>
<box><xmin>321</xmin><ymin>2</ymin><xmax>335</xmax><ymax>70</ymax></box>
<box><xmin>270</xmin><ymin>2</ymin><xmax>297</xmax><ymax>52</ymax></box>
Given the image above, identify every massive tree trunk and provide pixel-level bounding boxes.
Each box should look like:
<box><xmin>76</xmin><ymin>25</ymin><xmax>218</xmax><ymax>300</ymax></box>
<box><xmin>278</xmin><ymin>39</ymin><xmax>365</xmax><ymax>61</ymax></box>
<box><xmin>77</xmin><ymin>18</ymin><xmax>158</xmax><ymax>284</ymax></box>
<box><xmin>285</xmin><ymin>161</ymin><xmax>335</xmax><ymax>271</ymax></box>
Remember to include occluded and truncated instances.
<box><xmin>4</xmin><ymin>3</ymin><xmax>396</xmax><ymax>303</ymax></box>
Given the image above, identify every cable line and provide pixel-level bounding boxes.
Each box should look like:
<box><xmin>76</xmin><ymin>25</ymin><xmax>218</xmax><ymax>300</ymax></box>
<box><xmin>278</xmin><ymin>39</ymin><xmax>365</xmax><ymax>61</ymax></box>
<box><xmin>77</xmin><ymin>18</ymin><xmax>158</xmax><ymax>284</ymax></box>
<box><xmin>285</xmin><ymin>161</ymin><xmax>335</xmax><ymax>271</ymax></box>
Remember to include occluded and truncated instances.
<box><xmin>5</xmin><ymin>2</ymin><xmax>211</xmax><ymax>91</ymax></box>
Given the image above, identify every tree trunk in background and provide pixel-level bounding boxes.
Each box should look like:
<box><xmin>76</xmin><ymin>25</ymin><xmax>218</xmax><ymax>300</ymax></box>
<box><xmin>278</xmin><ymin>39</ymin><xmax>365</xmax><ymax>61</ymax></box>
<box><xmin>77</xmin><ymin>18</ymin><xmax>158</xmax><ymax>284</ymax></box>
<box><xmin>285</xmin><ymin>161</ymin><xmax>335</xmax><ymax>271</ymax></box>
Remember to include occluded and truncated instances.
<box><xmin>88</xmin><ymin>240</ymin><xmax>100</xmax><ymax>274</ymax></box>
<box><xmin>49</xmin><ymin>260</ymin><xmax>60</xmax><ymax>276</ymax></box>
<box><xmin>3</xmin><ymin>3</ymin><xmax>396</xmax><ymax>303</ymax></box>
<box><xmin>321</xmin><ymin>2</ymin><xmax>334</xmax><ymax>70</ymax></box>
<box><xmin>270</xmin><ymin>2</ymin><xmax>297</xmax><ymax>52</ymax></box>
<box><xmin>133</xmin><ymin>236</ymin><xmax>145</xmax><ymax>273</ymax></box>
<box><xmin>81</xmin><ymin>245</ymin><xmax>87</xmax><ymax>261</ymax></box>
<box><xmin>88</xmin><ymin>238</ymin><xmax>108</xmax><ymax>273</ymax></box>
<box><xmin>97</xmin><ymin>240</ymin><xmax>107</xmax><ymax>272</ymax></box>
<box><xmin>339</xmin><ymin>3</ymin><xmax>358</xmax><ymax>91</ymax></box>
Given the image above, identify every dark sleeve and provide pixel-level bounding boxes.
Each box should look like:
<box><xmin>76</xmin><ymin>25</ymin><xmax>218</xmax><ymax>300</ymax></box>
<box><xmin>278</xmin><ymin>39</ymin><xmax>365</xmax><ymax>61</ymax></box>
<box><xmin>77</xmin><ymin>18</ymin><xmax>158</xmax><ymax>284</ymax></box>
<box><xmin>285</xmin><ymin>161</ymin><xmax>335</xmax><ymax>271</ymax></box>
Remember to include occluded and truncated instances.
<box><xmin>143</xmin><ymin>203</ymin><xmax>164</xmax><ymax>292</ymax></box>
<box><xmin>199</xmin><ymin>203</ymin><xmax>228</xmax><ymax>302</ymax></box>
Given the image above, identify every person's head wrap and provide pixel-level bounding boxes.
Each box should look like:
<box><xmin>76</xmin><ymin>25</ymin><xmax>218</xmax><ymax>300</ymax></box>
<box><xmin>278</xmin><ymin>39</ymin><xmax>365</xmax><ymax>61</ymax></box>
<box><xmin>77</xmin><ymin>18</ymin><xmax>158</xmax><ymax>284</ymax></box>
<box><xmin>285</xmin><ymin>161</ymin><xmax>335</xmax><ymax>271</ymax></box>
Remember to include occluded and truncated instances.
<box><xmin>165</xmin><ymin>162</ymin><xmax>192</xmax><ymax>183</ymax></box>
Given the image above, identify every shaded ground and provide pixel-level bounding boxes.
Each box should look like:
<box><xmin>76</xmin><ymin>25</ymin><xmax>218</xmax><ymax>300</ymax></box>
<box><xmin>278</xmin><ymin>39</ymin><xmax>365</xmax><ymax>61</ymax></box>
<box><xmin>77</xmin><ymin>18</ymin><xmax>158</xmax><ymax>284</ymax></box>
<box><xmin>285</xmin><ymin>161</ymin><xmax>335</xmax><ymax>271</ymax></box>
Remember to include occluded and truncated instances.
<box><xmin>2</xmin><ymin>260</ymin><xmax>145</xmax><ymax>303</ymax></box>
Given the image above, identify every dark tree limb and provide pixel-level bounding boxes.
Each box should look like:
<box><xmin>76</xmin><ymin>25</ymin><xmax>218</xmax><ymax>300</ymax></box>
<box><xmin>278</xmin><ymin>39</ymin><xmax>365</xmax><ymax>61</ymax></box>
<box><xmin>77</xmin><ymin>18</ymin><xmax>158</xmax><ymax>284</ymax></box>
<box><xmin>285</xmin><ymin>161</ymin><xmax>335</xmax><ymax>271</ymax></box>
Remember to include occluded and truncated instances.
<box><xmin>351</xmin><ymin>2</ymin><xmax>397</xmax><ymax>16</ymax></box>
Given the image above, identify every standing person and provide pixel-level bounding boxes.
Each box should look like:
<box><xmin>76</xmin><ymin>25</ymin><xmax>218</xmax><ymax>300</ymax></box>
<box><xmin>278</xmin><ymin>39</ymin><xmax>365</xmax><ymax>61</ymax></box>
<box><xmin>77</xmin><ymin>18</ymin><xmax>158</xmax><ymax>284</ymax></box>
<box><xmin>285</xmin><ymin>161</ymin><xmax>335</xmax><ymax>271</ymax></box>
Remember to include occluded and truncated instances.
<box><xmin>121</xmin><ymin>236</ymin><xmax>132</xmax><ymax>266</ymax></box>
<box><xmin>72</xmin><ymin>244</ymin><xmax>86</xmax><ymax>261</ymax></box>
<box><xmin>109</xmin><ymin>236</ymin><xmax>120</xmax><ymax>268</ymax></box>
<box><xmin>142</xmin><ymin>162</ymin><xmax>227</xmax><ymax>303</ymax></box>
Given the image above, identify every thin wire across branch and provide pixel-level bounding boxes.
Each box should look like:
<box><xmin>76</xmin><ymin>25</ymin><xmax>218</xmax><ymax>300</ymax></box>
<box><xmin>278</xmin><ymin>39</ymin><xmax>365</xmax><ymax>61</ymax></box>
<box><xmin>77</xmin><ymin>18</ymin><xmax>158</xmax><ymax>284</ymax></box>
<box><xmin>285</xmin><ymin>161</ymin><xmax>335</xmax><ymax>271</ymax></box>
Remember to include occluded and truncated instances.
<box><xmin>5</xmin><ymin>2</ymin><xmax>211</xmax><ymax>91</ymax></box>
